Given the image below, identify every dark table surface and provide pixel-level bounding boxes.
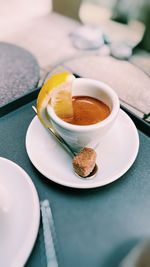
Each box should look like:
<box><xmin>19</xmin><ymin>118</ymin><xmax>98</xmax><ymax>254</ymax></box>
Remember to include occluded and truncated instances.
<box><xmin>0</xmin><ymin>100</ymin><xmax>150</xmax><ymax>267</ymax></box>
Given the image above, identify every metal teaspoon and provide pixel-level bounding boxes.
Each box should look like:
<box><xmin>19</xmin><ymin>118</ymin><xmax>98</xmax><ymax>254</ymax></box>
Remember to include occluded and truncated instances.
<box><xmin>32</xmin><ymin>106</ymin><xmax>98</xmax><ymax>179</ymax></box>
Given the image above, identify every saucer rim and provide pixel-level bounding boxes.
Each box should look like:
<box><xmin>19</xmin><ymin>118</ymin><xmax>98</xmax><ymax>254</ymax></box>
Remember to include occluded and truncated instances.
<box><xmin>25</xmin><ymin>109</ymin><xmax>139</xmax><ymax>189</ymax></box>
<box><xmin>0</xmin><ymin>157</ymin><xmax>40</xmax><ymax>266</ymax></box>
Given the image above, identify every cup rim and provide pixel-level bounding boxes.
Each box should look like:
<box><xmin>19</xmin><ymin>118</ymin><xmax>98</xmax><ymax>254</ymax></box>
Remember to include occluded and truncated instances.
<box><xmin>47</xmin><ymin>78</ymin><xmax>120</xmax><ymax>132</ymax></box>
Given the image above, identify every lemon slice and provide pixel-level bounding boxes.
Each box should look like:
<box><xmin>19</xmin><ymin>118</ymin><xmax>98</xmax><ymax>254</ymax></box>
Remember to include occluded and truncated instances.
<box><xmin>37</xmin><ymin>71</ymin><xmax>75</xmax><ymax>128</ymax></box>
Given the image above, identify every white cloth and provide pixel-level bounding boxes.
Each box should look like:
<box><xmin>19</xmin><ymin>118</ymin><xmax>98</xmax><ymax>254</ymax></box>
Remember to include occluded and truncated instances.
<box><xmin>0</xmin><ymin>0</ymin><xmax>52</xmax><ymax>39</ymax></box>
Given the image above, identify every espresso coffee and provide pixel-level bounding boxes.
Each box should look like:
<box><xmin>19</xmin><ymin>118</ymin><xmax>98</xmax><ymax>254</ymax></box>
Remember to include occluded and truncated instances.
<box><xmin>61</xmin><ymin>96</ymin><xmax>110</xmax><ymax>125</ymax></box>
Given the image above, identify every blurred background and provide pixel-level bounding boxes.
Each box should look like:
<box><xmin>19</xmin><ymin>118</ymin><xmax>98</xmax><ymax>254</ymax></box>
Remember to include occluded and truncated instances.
<box><xmin>0</xmin><ymin>0</ymin><xmax>149</xmax><ymax>120</ymax></box>
<box><xmin>53</xmin><ymin>0</ymin><xmax>150</xmax><ymax>52</ymax></box>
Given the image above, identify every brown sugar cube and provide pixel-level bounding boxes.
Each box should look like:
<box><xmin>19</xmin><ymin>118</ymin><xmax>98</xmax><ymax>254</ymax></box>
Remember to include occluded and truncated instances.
<box><xmin>72</xmin><ymin>147</ymin><xmax>97</xmax><ymax>177</ymax></box>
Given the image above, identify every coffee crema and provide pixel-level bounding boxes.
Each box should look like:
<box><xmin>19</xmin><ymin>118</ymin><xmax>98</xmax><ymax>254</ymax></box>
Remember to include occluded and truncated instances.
<box><xmin>60</xmin><ymin>96</ymin><xmax>110</xmax><ymax>126</ymax></box>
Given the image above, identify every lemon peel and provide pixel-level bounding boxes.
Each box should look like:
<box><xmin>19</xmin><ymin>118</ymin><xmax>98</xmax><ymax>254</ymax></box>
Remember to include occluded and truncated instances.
<box><xmin>37</xmin><ymin>71</ymin><xmax>75</xmax><ymax>128</ymax></box>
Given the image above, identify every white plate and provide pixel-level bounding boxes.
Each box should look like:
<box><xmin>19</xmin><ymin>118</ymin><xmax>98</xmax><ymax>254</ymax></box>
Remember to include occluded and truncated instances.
<box><xmin>0</xmin><ymin>157</ymin><xmax>40</xmax><ymax>267</ymax></box>
<box><xmin>120</xmin><ymin>239</ymin><xmax>150</xmax><ymax>267</ymax></box>
<box><xmin>26</xmin><ymin>109</ymin><xmax>139</xmax><ymax>189</ymax></box>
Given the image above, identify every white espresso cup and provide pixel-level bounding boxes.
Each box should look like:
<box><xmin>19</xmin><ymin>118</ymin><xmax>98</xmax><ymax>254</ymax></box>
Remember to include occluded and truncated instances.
<box><xmin>47</xmin><ymin>78</ymin><xmax>120</xmax><ymax>153</ymax></box>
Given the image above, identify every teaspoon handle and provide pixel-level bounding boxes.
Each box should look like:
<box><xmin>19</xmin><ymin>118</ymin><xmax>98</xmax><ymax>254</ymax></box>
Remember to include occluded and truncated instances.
<box><xmin>47</xmin><ymin>127</ymin><xmax>75</xmax><ymax>158</ymax></box>
<box><xmin>32</xmin><ymin>106</ymin><xmax>75</xmax><ymax>158</ymax></box>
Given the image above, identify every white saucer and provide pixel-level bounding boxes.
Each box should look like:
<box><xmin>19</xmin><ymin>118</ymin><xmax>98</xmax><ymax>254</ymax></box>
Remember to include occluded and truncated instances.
<box><xmin>26</xmin><ymin>109</ymin><xmax>139</xmax><ymax>189</ymax></box>
<box><xmin>0</xmin><ymin>157</ymin><xmax>40</xmax><ymax>267</ymax></box>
